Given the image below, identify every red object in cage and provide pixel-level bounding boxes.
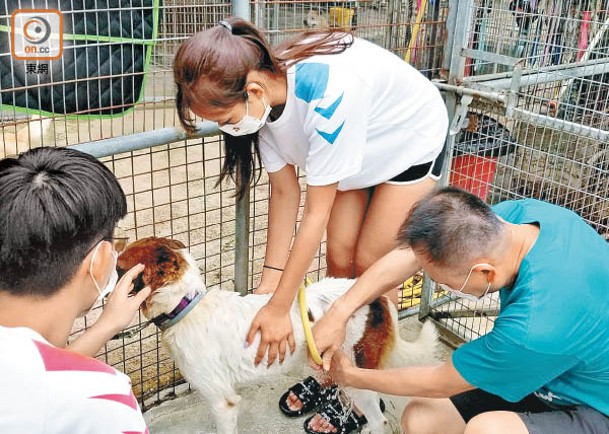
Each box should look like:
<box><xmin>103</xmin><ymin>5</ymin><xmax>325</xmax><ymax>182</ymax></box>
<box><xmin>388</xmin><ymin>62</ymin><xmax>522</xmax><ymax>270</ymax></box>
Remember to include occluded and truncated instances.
<box><xmin>450</xmin><ymin>155</ymin><xmax>498</xmax><ymax>201</ymax></box>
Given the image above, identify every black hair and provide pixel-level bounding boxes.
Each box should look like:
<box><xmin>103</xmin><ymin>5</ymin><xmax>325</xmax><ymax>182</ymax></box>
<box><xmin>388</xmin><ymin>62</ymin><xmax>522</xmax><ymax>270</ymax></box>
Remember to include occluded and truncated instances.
<box><xmin>398</xmin><ymin>187</ymin><xmax>504</xmax><ymax>267</ymax></box>
<box><xmin>0</xmin><ymin>147</ymin><xmax>127</xmax><ymax>297</ymax></box>
<box><xmin>219</xmin><ymin>133</ymin><xmax>263</xmax><ymax>200</ymax></box>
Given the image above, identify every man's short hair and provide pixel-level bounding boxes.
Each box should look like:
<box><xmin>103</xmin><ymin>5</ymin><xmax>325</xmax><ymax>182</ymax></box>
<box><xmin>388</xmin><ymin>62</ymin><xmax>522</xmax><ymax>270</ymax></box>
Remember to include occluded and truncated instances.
<box><xmin>398</xmin><ymin>187</ymin><xmax>504</xmax><ymax>268</ymax></box>
<box><xmin>0</xmin><ymin>147</ymin><xmax>127</xmax><ymax>297</ymax></box>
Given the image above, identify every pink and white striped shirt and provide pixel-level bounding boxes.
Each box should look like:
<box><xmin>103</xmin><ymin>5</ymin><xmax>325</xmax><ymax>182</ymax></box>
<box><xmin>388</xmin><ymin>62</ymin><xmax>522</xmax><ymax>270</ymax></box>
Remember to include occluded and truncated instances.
<box><xmin>0</xmin><ymin>326</ymin><xmax>148</xmax><ymax>434</ymax></box>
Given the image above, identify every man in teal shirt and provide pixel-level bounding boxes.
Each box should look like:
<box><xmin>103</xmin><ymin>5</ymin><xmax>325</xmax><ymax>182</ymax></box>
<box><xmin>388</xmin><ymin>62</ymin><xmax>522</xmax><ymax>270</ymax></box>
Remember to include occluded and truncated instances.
<box><xmin>307</xmin><ymin>187</ymin><xmax>609</xmax><ymax>434</ymax></box>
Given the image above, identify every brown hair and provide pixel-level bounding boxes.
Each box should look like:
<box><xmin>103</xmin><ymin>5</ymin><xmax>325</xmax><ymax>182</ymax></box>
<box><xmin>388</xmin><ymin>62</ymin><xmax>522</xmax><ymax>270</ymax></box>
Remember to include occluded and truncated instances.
<box><xmin>174</xmin><ymin>17</ymin><xmax>353</xmax><ymax>199</ymax></box>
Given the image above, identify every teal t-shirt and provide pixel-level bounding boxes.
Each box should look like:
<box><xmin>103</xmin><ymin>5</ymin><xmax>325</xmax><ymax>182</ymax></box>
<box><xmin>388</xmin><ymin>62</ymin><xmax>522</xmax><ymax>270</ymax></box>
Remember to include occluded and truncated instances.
<box><xmin>452</xmin><ymin>199</ymin><xmax>609</xmax><ymax>415</ymax></box>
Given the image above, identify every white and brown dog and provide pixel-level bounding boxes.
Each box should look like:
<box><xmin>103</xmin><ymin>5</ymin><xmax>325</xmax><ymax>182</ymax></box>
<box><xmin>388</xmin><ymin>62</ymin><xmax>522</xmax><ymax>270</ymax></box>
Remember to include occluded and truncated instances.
<box><xmin>118</xmin><ymin>237</ymin><xmax>438</xmax><ymax>434</ymax></box>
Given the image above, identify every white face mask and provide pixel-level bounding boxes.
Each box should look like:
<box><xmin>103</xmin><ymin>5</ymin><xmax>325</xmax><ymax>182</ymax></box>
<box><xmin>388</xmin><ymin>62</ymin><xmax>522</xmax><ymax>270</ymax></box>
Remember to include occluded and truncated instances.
<box><xmin>89</xmin><ymin>242</ymin><xmax>119</xmax><ymax>302</ymax></box>
<box><xmin>218</xmin><ymin>97</ymin><xmax>271</xmax><ymax>136</ymax></box>
<box><xmin>437</xmin><ymin>263</ymin><xmax>492</xmax><ymax>302</ymax></box>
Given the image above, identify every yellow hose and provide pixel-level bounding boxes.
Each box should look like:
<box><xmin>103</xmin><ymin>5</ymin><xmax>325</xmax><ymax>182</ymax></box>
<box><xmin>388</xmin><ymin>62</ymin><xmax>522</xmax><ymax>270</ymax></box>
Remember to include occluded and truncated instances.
<box><xmin>298</xmin><ymin>278</ymin><xmax>323</xmax><ymax>365</ymax></box>
<box><xmin>404</xmin><ymin>0</ymin><xmax>429</xmax><ymax>64</ymax></box>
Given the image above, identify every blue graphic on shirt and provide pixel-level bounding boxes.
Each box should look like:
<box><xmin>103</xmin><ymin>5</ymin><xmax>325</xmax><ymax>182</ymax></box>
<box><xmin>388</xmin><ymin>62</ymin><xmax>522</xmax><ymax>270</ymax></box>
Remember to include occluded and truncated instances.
<box><xmin>295</xmin><ymin>63</ymin><xmax>329</xmax><ymax>103</ymax></box>
<box><xmin>314</xmin><ymin>93</ymin><xmax>344</xmax><ymax>119</ymax></box>
<box><xmin>316</xmin><ymin>121</ymin><xmax>345</xmax><ymax>145</ymax></box>
<box><xmin>295</xmin><ymin>62</ymin><xmax>345</xmax><ymax>145</ymax></box>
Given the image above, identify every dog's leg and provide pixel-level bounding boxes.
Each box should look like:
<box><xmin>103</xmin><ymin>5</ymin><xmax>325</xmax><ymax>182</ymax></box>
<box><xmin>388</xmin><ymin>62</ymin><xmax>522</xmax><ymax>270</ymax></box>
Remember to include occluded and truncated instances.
<box><xmin>347</xmin><ymin>387</ymin><xmax>387</xmax><ymax>434</ymax></box>
<box><xmin>206</xmin><ymin>390</ymin><xmax>242</xmax><ymax>434</ymax></box>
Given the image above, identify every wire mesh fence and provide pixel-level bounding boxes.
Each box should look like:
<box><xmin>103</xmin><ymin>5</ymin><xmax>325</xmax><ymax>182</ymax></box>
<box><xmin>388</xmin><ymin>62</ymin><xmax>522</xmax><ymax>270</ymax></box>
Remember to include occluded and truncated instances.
<box><xmin>252</xmin><ymin>0</ymin><xmax>449</xmax><ymax>77</ymax></box>
<box><xmin>9</xmin><ymin>0</ymin><xmax>607</xmax><ymax>413</ymax></box>
<box><xmin>424</xmin><ymin>0</ymin><xmax>609</xmax><ymax>345</ymax></box>
<box><xmin>1</xmin><ymin>0</ymin><xmax>449</xmax><ymax>408</ymax></box>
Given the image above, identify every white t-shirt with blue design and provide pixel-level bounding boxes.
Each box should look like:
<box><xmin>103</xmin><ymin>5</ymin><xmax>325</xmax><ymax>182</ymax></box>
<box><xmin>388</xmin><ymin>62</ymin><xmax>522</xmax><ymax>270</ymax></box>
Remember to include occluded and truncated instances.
<box><xmin>259</xmin><ymin>36</ymin><xmax>448</xmax><ymax>191</ymax></box>
<box><xmin>453</xmin><ymin>199</ymin><xmax>609</xmax><ymax>416</ymax></box>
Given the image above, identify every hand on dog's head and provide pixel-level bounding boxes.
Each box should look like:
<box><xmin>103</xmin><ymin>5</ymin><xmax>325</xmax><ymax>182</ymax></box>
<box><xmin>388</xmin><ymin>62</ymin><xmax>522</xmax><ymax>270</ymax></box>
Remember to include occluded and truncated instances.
<box><xmin>117</xmin><ymin>237</ymin><xmax>187</xmax><ymax>295</ymax></box>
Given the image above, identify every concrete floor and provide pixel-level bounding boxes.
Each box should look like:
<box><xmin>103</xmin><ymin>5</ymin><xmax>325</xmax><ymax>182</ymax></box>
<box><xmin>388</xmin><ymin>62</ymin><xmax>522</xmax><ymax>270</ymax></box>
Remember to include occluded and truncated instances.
<box><xmin>144</xmin><ymin>316</ymin><xmax>454</xmax><ymax>434</ymax></box>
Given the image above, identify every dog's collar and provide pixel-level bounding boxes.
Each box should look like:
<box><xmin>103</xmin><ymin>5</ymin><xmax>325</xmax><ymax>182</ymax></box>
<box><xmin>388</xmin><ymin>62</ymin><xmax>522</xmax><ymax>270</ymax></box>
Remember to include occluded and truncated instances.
<box><xmin>151</xmin><ymin>290</ymin><xmax>205</xmax><ymax>331</ymax></box>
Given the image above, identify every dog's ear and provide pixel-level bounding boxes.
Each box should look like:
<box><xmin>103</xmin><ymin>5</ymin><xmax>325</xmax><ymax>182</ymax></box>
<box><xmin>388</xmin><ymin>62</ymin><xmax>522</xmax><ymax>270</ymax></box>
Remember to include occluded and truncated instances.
<box><xmin>117</xmin><ymin>237</ymin><xmax>187</xmax><ymax>293</ymax></box>
<box><xmin>116</xmin><ymin>266</ymin><xmax>146</xmax><ymax>294</ymax></box>
<box><xmin>160</xmin><ymin>238</ymin><xmax>186</xmax><ymax>250</ymax></box>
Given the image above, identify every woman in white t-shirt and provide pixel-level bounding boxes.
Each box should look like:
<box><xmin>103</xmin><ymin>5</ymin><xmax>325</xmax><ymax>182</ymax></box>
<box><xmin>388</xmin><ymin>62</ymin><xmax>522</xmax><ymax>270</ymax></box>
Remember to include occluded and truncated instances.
<box><xmin>174</xmin><ymin>17</ymin><xmax>448</xmax><ymax>433</ymax></box>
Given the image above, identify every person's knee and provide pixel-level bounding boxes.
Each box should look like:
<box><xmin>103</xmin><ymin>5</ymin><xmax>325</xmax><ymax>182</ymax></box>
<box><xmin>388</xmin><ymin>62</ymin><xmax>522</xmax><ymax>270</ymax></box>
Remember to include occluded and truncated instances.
<box><xmin>403</xmin><ymin>397</ymin><xmax>467</xmax><ymax>434</ymax></box>
<box><xmin>326</xmin><ymin>241</ymin><xmax>355</xmax><ymax>278</ymax></box>
<box><xmin>464</xmin><ymin>412</ymin><xmax>526</xmax><ymax>434</ymax></box>
<box><xmin>354</xmin><ymin>247</ymin><xmax>379</xmax><ymax>276</ymax></box>
<box><xmin>401</xmin><ymin>398</ymin><xmax>438</xmax><ymax>434</ymax></box>
<box><xmin>464</xmin><ymin>413</ymin><xmax>494</xmax><ymax>434</ymax></box>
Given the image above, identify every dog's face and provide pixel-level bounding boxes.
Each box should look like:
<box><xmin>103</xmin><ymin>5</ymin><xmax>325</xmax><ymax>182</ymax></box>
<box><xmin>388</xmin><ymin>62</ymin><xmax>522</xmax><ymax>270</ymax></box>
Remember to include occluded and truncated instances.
<box><xmin>303</xmin><ymin>10</ymin><xmax>328</xmax><ymax>29</ymax></box>
<box><xmin>117</xmin><ymin>237</ymin><xmax>188</xmax><ymax>314</ymax></box>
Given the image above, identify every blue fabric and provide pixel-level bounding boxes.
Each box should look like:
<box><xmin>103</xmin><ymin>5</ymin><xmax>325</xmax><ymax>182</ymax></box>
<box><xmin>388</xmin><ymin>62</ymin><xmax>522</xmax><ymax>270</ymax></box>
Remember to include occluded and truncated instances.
<box><xmin>453</xmin><ymin>199</ymin><xmax>609</xmax><ymax>416</ymax></box>
<box><xmin>314</xmin><ymin>92</ymin><xmax>344</xmax><ymax>119</ymax></box>
<box><xmin>294</xmin><ymin>63</ymin><xmax>329</xmax><ymax>103</ymax></box>
<box><xmin>295</xmin><ymin>62</ymin><xmax>347</xmax><ymax>145</ymax></box>
<box><xmin>315</xmin><ymin>121</ymin><xmax>345</xmax><ymax>145</ymax></box>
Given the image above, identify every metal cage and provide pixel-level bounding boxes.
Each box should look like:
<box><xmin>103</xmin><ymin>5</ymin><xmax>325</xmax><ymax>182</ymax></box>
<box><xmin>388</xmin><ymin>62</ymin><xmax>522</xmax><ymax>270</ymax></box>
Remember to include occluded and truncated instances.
<box><xmin>0</xmin><ymin>0</ymin><xmax>448</xmax><ymax>409</ymax></box>
<box><xmin>421</xmin><ymin>0</ymin><xmax>609</xmax><ymax>346</ymax></box>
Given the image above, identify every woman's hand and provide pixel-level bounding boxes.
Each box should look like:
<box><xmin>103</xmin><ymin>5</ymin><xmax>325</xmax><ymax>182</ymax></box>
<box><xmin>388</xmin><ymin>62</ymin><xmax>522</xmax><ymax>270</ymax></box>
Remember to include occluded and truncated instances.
<box><xmin>253</xmin><ymin>281</ymin><xmax>276</xmax><ymax>295</ymax></box>
<box><xmin>246</xmin><ymin>302</ymin><xmax>296</xmax><ymax>367</ymax></box>
<box><xmin>311</xmin><ymin>304</ymin><xmax>349</xmax><ymax>371</ymax></box>
<box><xmin>328</xmin><ymin>350</ymin><xmax>355</xmax><ymax>385</ymax></box>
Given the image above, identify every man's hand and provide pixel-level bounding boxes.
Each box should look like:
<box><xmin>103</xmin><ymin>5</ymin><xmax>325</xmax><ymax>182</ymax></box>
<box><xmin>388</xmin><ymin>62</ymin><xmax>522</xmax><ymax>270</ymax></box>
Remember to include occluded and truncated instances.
<box><xmin>310</xmin><ymin>306</ymin><xmax>348</xmax><ymax>371</ymax></box>
<box><xmin>246</xmin><ymin>302</ymin><xmax>296</xmax><ymax>366</ymax></box>
<box><xmin>328</xmin><ymin>350</ymin><xmax>355</xmax><ymax>385</ymax></box>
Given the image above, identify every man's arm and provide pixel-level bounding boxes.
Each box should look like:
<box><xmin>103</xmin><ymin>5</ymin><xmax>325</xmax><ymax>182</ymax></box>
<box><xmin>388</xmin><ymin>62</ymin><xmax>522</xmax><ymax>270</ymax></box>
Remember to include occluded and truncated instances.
<box><xmin>313</xmin><ymin>247</ymin><xmax>420</xmax><ymax>370</ymax></box>
<box><xmin>331</xmin><ymin>247</ymin><xmax>420</xmax><ymax>317</ymax></box>
<box><xmin>333</xmin><ymin>352</ymin><xmax>474</xmax><ymax>398</ymax></box>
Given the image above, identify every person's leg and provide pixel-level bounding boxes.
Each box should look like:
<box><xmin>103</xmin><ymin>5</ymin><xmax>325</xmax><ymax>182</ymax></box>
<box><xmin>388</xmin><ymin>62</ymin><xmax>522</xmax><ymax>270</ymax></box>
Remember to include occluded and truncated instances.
<box><xmin>355</xmin><ymin>177</ymin><xmax>437</xmax><ymax>305</ymax></box>
<box><xmin>464</xmin><ymin>411</ymin><xmax>529</xmax><ymax>434</ymax></box>
<box><xmin>401</xmin><ymin>397</ymin><xmax>466</xmax><ymax>434</ymax></box>
<box><xmin>517</xmin><ymin>405</ymin><xmax>609</xmax><ymax>434</ymax></box>
<box><xmin>466</xmin><ymin>405</ymin><xmax>609</xmax><ymax>434</ymax></box>
<box><xmin>325</xmin><ymin>189</ymin><xmax>370</xmax><ymax>278</ymax></box>
<box><xmin>355</xmin><ymin>177</ymin><xmax>437</xmax><ymax>275</ymax></box>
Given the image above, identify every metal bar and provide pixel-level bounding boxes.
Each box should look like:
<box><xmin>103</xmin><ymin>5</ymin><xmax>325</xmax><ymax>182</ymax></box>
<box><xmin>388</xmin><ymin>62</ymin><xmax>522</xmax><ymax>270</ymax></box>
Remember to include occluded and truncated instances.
<box><xmin>398</xmin><ymin>305</ymin><xmax>422</xmax><ymax>320</ymax></box>
<box><xmin>426</xmin><ymin>316</ymin><xmax>465</xmax><ymax>349</ymax></box>
<box><xmin>433</xmin><ymin>81</ymin><xmax>507</xmax><ymax>104</ymax></box>
<box><xmin>420</xmin><ymin>0</ymin><xmax>473</xmax><ymax>319</ymax></box>
<box><xmin>460</xmin><ymin>48</ymin><xmax>521</xmax><ymax>67</ymax></box>
<box><xmin>69</xmin><ymin>121</ymin><xmax>219</xmax><ymax>158</ymax></box>
<box><xmin>441</xmin><ymin>0</ymin><xmax>459</xmax><ymax>74</ymax></box>
<box><xmin>233</xmin><ymin>0</ymin><xmax>251</xmax><ymax>295</ymax></box>
<box><xmin>232</xmin><ymin>0</ymin><xmax>250</xmax><ymax>23</ymax></box>
<box><xmin>506</xmin><ymin>63</ymin><xmax>523</xmax><ymax>118</ymax></box>
<box><xmin>467</xmin><ymin>58</ymin><xmax>609</xmax><ymax>89</ymax></box>
<box><xmin>234</xmin><ymin>189</ymin><xmax>251</xmax><ymax>296</ymax></box>
<box><xmin>512</xmin><ymin>108</ymin><xmax>609</xmax><ymax>142</ymax></box>
<box><xmin>433</xmin><ymin>308</ymin><xmax>500</xmax><ymax>319</ymax></box>
<box><xmin>448</xmin><ymin>0</ymin><xmax>474</xmax><ymax>84</ymax></box>
<box><xmin>418</xmin><ymin>273</ymin><xmax>436</xmax><ymax>321</ymax></box>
